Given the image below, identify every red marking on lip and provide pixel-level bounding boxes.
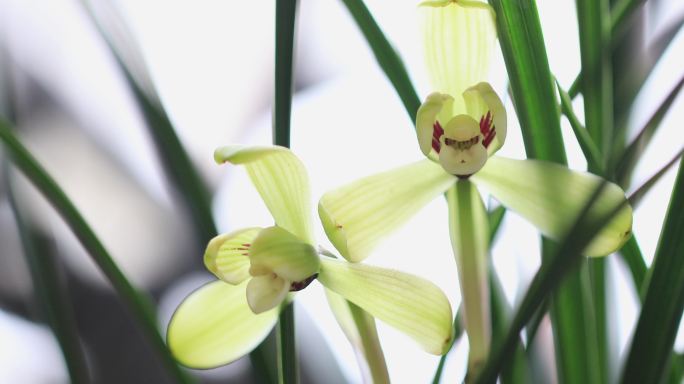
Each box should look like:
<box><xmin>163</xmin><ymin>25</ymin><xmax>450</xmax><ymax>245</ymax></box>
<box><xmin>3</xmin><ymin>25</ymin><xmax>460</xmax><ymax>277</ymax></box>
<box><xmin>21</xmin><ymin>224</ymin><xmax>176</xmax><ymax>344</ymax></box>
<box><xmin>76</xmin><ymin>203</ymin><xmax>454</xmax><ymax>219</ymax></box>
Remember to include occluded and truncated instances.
<box><xmin>432</xmin><ymin>121</ymin><xmax>444</xmax><ymax>153</ymax></box>
<box><xmin>479</xmin><ymin>111</ymin><xmax>496</xmax><ymax>149</ymax></box>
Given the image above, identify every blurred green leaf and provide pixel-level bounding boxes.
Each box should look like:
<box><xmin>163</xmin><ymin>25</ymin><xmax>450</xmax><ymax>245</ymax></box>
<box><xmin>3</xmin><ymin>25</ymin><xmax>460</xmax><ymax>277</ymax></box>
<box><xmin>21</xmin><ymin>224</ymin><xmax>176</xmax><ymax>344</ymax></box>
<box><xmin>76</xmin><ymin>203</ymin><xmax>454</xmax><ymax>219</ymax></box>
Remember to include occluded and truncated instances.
<box><xmin>341</xmin><ymin>0</ymin><xmax>421</xmax><ymax>123</ymax></box>
<box><xmin>615</xmin><ymin>75</ymin><xmax>684</xmax><ymax>186</ymax></box>
<box><xmin>618</xmin><ymin>236</ymin><xmax>647</xmax><ymax>297</ymax></box>
<box><xmin>487</xmin><ymin>205</ymin><xmax>507</xmax><ymax>244</ymax></box>
<box><xmin>81</xmin><ymin>1</ymin><xmax>217</xmax><ymax>244</ymax></box>
<box><xmin>620</xmin><ymin>161</ymin><xmax>684</xmax><ymax>384</ymax></box>
<box><xmin>626</xmin><ymin>146</ymin><xmax>684</xmax><ymax>208</ymax></box>
<box><xmin>0</xmin><ymin>118</ymin><xmax>191</xmax><ymax>384</ymax></box>
<box><xmin>5</xmin><ymin>169</ymin><xmax>90</xmax><ymax>384</ymax></box>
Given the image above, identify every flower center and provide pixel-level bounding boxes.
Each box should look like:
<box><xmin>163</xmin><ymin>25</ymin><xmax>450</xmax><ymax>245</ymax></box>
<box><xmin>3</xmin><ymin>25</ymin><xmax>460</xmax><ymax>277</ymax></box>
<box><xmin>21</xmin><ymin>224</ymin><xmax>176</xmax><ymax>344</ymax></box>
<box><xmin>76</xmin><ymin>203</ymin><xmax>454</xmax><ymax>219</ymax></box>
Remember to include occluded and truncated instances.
<box><xmin>433</xmin><ymin>114</ymin><xmax>492</xmax><ymax>176</ymax></box>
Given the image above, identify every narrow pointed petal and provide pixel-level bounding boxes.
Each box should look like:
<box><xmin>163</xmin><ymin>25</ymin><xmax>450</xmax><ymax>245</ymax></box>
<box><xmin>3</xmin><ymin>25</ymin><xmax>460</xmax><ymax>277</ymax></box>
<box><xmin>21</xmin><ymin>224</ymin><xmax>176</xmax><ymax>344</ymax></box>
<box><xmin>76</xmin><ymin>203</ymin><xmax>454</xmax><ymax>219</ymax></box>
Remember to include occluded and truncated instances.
<box><xmin>204</xmin><ymin>228</ymin><xmax>261</xmax><ymax>284</ymax></box>
<box><xmin>420</xmin><ymin>0</ymin><xmax>497</xmax><ymax>115</ymax></box>
<box><xmin>417</xmin><ymin>92</ymin><xmax>454</xmax><ymax>158</ymax></box>
<box><xmin>167</xmin><ymin>281</ymin><xmax>278</xmax><ymax>369</ymax></box>
<box><xmin>319</xmin><ymin>160</ymin><xmax>455</xmax><ymax>262</ymax></box>
<box><xmin>246</xmin><ymin>274</ymin><xmax>290</xmax><ymax>314</ymax></box>
<box><xmin>472</xmin><ymin>157</ymin><xmax>633</xmax><ymax>256</ymax></box>
<box><xmin>446</xmin><ymin>181</ymin><xmax>491</xmax><ymax>374</ymax></box>
<box><xmin>318</xmin><ymin>258</ymin><xmax>453</xmax><ymax>355</ymax></box>
<box><xmin>215</xmin><ymin>145</ymin><xmax>315</xmax><ymax>245</ymax></box>
<box><xmin>248</xmin><ymin>226</ymin><xmax>320</xmax><ymax>282</ymax></box>
<box><xmin>463</xmin><ymin>82</ymin><xmax>507</xmax><ymax>155</ymax></box>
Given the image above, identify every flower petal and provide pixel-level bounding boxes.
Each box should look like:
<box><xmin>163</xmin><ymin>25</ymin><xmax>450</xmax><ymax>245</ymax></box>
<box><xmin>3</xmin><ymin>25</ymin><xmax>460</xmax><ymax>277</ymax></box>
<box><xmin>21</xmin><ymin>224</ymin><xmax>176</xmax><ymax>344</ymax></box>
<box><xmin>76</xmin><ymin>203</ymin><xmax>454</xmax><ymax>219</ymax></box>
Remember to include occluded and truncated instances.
<box><xmin>318</xmin><ymin>258</ymin><xmax>453</xmax><ymax>355</ymax></box>
<box><xmin>463</xmin><ymin>82</ymin><xmax>507</xmax><ymax>155</ymax></box>
<box><xmin>319</xmin><ymin>160</ymin><xmax>455</xmax><ymax>262</ymax></box>
<box><xmin>248</xmin><ymin>226</ymin><xmax>320</xmax><ymax>282</ymax></box>
<box><xmin>246</xmin><ymin>274</ymin><xmax>290</xmax><ymax>314</ymax></box>
<box><xmin>446</xmin><ymin>181</ymin><xmax>490</xmax><ymax>371</ymax></box>
<box><xmin>472</xmin><ymin>157</ymin><xmax>633</xmax><ymax>256</ymax></box>
<box><xmin>215</xmin><ymin>145</ymin><xmax>315</xmax><ymax>245</ymax></box>
<box><xmin>417</xmin><ymin>92</ymin><xmax>454</xmax><ymax>158</ymax></box>
<box><xmin>420</xmin><ymin>0</ymin><xmax>497</xmax><ymax>115</ymax></box>
<box><xmin>167</xmin><ymin>281</ymin><xmax>278</xmax><ymax>369</ymax></box>
<box><xmin>204</xmin><ymin>228</ymin><xmax>261</xmax><ymax>284</ymax></box>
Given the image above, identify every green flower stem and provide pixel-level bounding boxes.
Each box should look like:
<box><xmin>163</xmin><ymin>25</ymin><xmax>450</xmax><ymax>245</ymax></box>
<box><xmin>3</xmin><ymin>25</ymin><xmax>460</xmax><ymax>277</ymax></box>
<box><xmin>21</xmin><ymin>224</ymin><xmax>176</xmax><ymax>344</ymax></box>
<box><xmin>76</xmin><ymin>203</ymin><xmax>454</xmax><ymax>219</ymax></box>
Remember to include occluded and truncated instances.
<box><xmin>0</xmin><ymin>119</ymin><xmax>190</xmax><ymax>383</ymax></box>
<box><xmin>447</xmin><ymin>180</ymin><xmax>490</xmax><ymax>379</ymax></box>
<box><xmin>277</xmin><ymin>303</ymin><xmax>298</xmax><ymax>384</ymax></box>
<box><xmin>5</xmin><ymin>169</ymin><xmax>90</xmax><ymax>384</ymax></box>
<box><xmin>274</xmin><ymin>0</ymin><xmax>299</xmax><ymax>382</ymax></box>
<box><xmin>348</xmin><ymin>302</ymin><xmax>390</xmax><ymax>384</ymax></box>
<box><xmin>341</xmin><ymin>0</ymin><xmax>421</xmax><ymax>124</ymax></box>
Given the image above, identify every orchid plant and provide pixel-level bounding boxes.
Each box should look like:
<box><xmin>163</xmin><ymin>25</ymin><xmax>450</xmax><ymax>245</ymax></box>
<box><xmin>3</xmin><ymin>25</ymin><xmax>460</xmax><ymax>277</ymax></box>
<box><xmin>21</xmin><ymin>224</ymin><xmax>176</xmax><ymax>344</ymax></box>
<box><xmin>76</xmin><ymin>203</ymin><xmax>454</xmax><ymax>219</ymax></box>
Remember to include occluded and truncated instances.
<box><xmin>166</xmin><ymin>145</ymin><xmax>454</xmax><ymax>369</ymax></box>
<box><xmin>317</xmin><ymin>0</ymin><xmax>633</xmax><ymax>376</ymax></box>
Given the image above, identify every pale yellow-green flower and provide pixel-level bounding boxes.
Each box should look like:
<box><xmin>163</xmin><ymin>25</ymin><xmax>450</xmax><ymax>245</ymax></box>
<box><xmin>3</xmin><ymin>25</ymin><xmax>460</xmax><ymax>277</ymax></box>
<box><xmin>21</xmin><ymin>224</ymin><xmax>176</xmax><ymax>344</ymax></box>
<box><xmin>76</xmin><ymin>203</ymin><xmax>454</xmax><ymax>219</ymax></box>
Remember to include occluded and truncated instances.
<box><xmin>318</xmin><ymin>0</ymin><xmax>633</xmax><ymax>375</ymax></box>
<box><xmin>166</xmin><ymin>146</ymin><xmax>454</xmax><ymax>369</ymax></box>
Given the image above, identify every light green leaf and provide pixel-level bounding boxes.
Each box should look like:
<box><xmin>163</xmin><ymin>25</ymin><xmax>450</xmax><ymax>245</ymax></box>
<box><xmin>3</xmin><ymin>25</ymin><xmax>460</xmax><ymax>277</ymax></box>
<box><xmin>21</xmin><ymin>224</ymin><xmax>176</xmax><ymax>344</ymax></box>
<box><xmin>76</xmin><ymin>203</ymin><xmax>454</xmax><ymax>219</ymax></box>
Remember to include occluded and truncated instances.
<box><xmin>420</xmin><ymin>0</ymin><xmax>497</xmax><ymax>115</ymax></box>
<box><xmin>318</xmin><ymin>258</ymin><xmax>453</xmax><ymax>355</ymax></box>
<box><xmin>167</xmin><ymin>281</ymin><xmax>279</xmax><ymax>369</ymax></box>
<box><xmin>319</xmin><ymin>159</ymin><xmax>455</xmax><ymax>262</ymax></box>
<box><xmin>215</xmin><ymin>145</ymin><xmax>315</xmax><ymax>245</ymax></box>
<box><xmin>446</xmin><ymin>181</ymin><xmax>490</xmax><ymax>374</ymax></box>
<box><xmin>249</xmin><ymin>226</ymin><xmax>320</xmax><ymax>282</ymax></box>
<box><xmin>472</xmin><ymin>156</ymin><xmax>632</xmax><ymax>256</ymax></box>
<box><xmin>204</xmin><ymin>228</ymin><xmax>261</xmax><ymax>284</ymax></box>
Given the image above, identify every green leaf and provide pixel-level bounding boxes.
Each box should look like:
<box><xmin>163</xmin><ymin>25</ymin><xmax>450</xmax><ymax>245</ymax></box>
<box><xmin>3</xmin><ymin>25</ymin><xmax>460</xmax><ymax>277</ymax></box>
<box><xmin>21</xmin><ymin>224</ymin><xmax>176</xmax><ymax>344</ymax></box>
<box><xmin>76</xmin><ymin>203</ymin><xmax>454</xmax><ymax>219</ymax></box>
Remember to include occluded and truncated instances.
<box><xmin>249</xmin><ymin>226</ymin><xmax>319</xmax><ymax>282</ymax></box>
<box><xmin>204</xmin><ymin>228</ymin><xmax>261</xmax><ymax>285</ymax></box>
<box><xmin>215</xmin><ymin>145</ymin><xmax>315</xmax><ymax>246</ymax></box>
<box><xmin>615</xmin><ymin>75</ymin><xmax>684</xmax><ymax>186</ymax></box>
<box><xmin>340</xmin><ymin>0</ymin><xmax>421</xmax><ymax>123</ymax></box>
<box><xmin>556</xmin><ymin>81</ymin><xmax>603</xmax><ymax>173</ymax></box>
<box><xmin>618</xmin><ymin>236</ymin><xmax>647</xmax><ymax>298</ymax></box>
<box><xmin>81</xmin><ymin>1</ymin><xmax>217</xmax><ymax>243</ymax></box>
<box><xmin>167</xmin><ymin>281</ymin><xmax>279</xmax><ymax>369</ymax></box>
<box><xmin>620</xmin><ymin>161</ymin><xmax>684</xmax><ymax>383</ymax></box>
<box><xmin>325</xmin><ymin>290</ymin><xmax>390</xmax><ymax>384</ymax></box>
<box><xmin>446</xmin><ymin>181</ymin><xmax>490</xmax><ymax>375</ymax></box>
<box><xmin>318</xmin><ymin>159</ymin><xmax>455</xmax><ymax>262</ymax></box>
<box><xmin>0</xmin><ymin>118</ymin><xmax>190</xmax><ymax>383</ymax></box>
<box><xmin>420</xmin><ymin>1</ymin><xmax>497</xmax><ymax>115</ymax></box>
<box><xmin>318</xmin><ymin>258</ymin><xmax>453</xmax><ymax>355</ymax></box>
<box><xmin>487</xmin><ymin>205</ymin><xmax>506</xmax><ymax>244</ymax></box>
<box><xmin>473</xmin><ymin>156</ymin><xmax>633</xmax><ymax>256</ymax></box>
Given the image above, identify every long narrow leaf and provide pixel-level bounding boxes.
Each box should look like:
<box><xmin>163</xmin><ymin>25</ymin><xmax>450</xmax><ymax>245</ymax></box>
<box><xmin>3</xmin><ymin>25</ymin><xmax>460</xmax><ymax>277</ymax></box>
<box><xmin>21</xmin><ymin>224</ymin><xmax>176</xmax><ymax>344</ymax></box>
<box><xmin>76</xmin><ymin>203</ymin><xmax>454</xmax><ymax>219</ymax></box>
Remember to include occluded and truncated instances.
<box><xmin>557</xmin><ymin>81</ymin><xmax>603</xmax><ymax>173</ymax></box>
<box><xmin>618</xmin><ymin>236</ymin><xmax>647</xmax><ymax>297</ymax></box>
<box><xmin>620</xmin><ymin>161</ymin><xmax>684</xmax><ymax>384</ymax></box>
<box><xmin>0</xmin><ymin>119</ymin><xmax>190</xmax><ymax>383</ymax></box>
<box><xmin>340</xmin><ymin>0</ymin><xmax>421</xmax><ymax>123</ymax></box>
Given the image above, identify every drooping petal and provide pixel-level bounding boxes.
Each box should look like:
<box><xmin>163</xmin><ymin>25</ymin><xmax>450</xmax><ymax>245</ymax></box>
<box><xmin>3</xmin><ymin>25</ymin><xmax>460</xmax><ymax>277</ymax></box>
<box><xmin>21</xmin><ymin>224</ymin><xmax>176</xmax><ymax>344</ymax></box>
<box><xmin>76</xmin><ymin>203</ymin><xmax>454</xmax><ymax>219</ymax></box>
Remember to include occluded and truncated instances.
<box><xmin>463</xmin><ymin>82</ymin><xmax>507</xmax><ymax>155</ymax></box>
<box><xmin>204</xmin><ymin>228</ymin><xmax>261</xmax><ymax>284</ymax></box>
<box><xmin>417</xmin><ymin>92</ymin><xmax>454</xmax><ymax>158</ymax></box>
<box><xmin>446</xmin><ymin>181</ymin><xmax>490</xmax><ymax>373</ymax></box>
<box><xmin>319</xmin><ymin>160</ymin><xmax>456</xmax><ymax>262</ymax></box>
<box><xmin>248</xmin><ymin>226</ymin><xmax>320</xmax><ymax>282</ymax></box>
<box><xmin>420</xmin><ymin>0</ymin><xmax>497</xmax><ymax>115</ymax></box>
<box><xmin>215</xmin><ymin>145</ymin><xmax>315</xmax><ymax>245</ymax></box>
<box><xmin>472</xmin><ymin>157</ymin><xmax>633</xmax><ymax>256</ymax></box>
<box><xmin>167</xmin><ymin>281</ymin><xmax>278</xmax><ymax>369</ymax></box>
<box><xmin>246</xmin><ymin>274</ymin><xmax>290</xmax><ymax>314</ymax></box>
<box><xmin>318</xmin><ymin>258</ymin><xmax>453</xmax><ymax>355</ymax></box>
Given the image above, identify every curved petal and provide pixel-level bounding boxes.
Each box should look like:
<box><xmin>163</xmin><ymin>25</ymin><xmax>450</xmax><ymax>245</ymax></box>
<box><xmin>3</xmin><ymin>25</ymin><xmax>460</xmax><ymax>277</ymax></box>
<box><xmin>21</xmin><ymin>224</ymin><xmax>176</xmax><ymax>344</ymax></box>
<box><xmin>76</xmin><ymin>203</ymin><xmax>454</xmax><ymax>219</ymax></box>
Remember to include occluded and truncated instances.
<box><xmin>463</xmin><ymin>82</ymin><xmax>507</xmax><ymax>155</ymax></box>
<box><xmin>204</xmin><ymin>228</ymin><xmax>262</xmax><ymax>284</ymax></box>
<box><xmin>246</xmin><ymin>274</ymin><xmax>290</xmax><ymax>314</ymax></box>
<box><xmin>318</xmin><ymin>258</ymin><xmax>453</xmax><ymax>355</ymax></box>
<box><xmin>167</xmin><ymin>281</ymin><xmax>278</xmax><ymax>369</ymax></box>
<box><xmin>420</xmin><ymin>0</ymin><xmax>497</xmax><ymax>115</ymax></box>
<box><xmin>215</xmin><ymin>145</ymin><xmax>315</xmax><ymax>245</ymax></box>
<box><xmin>319</xmin><ymin>160</ymin><xmax>455</xmax><ymax>262</ymax></box>
<box><xmin>249</xmin><ymin>226</ymin><xmax>320</xmax><ymax>282</ymax></box>
<box><xmin>417</xmin><ymin>92</ymin><xmax>454</xmax><ymax>158</ymax></box>
<box><xmin>472</xmin><ymin>157</ymin><xmax>633</xmax><ymax>256</ymax></box>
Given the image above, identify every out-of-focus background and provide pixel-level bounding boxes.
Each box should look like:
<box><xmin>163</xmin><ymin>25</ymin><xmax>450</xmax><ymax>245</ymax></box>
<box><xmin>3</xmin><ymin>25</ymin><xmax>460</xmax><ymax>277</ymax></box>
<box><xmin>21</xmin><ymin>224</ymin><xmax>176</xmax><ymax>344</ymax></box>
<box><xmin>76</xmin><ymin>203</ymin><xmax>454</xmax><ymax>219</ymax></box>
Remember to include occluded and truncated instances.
<box><xmin>0</xmin><ymin>0</ymin><xmax>683</xmax><ymax>383</ymax></box>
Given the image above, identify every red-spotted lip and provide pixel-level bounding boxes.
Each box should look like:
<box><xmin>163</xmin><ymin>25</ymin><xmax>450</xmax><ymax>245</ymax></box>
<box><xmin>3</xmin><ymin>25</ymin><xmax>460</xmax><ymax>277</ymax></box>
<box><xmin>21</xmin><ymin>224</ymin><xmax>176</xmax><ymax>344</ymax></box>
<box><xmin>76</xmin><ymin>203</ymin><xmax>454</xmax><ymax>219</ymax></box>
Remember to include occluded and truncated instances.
<box><xmin>431</xmin><ymin>112</ymin><xmax>496</xmax><ymax>154</ymax></box>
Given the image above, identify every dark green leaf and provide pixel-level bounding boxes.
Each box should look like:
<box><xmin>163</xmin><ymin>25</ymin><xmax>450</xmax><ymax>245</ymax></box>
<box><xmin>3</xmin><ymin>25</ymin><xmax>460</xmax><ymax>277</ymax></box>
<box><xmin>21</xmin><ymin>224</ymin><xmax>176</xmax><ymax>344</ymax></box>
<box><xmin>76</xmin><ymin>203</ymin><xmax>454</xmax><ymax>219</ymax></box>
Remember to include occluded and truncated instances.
<box><xmin>341</xmin><ymin>0</ymin><xmax>421</xmax><ymax>124</ymax></box>
<box><xmin>620</xmin><ymin>161</ymin><xmax>684</xmax><ymax>384</ymax></box>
